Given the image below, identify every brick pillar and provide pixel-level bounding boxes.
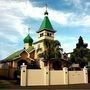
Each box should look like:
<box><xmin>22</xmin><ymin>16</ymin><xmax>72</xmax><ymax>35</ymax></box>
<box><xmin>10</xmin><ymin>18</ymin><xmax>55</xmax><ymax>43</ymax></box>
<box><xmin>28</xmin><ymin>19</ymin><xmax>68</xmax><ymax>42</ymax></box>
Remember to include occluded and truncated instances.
<box><xmin>63</xmin><ymin>67</ymin><xmax>68</xmax><ymax>84</ymax></box>
<box><xmin>83</xmin><ymin>66</ymin><xmax>88</xmax><ymax>83</ymax></box>
<box><xmin>20</xmin><ymin>63</ymin><xmax>27</xmax><ymax>86</ymax></box>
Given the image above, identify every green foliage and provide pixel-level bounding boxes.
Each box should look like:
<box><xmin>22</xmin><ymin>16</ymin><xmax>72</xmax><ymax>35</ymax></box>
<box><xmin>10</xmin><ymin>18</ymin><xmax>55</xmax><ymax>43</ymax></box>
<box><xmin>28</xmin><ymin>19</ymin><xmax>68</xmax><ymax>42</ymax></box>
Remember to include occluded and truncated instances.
<box><xmin>70</xmin><ymin>36</ymin><xmax>90</xmax><ymax>68</ymax></box>
<box><xmin>38</xmin><ymin>39</ymin><xmax>62</xmax><ymax>62</ymax></box>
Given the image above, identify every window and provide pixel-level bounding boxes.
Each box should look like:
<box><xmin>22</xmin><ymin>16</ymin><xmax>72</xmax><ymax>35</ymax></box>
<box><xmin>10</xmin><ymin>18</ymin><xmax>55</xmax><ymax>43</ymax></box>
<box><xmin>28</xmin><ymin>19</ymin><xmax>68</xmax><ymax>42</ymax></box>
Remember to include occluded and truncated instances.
<box><xmin>47</xmin><ymin>33</ymin><xmax>52</xmax><ymax>37</ymax></box>
<box><xmin>40</xmin><ymin>33</ymin><xmax>43</xmax><ymax>37</ymax></box>
<box><xmin>47</xmin><ymin>33</ymin><xmax>49</xmax><ymax>36</ymax></box>
<box><xmin>49</xmin><ymin>33</ymin><xmax>52</xmax><ymax>36</ymax></box>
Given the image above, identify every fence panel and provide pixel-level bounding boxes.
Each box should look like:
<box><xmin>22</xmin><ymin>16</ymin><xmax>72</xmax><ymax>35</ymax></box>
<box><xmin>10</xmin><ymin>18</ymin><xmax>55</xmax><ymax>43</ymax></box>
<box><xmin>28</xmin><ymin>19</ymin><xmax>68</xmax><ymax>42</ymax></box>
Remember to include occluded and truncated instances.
<box><xmin>27</xmin><ymin>69</ymin><xmax>45</xmax><ymax>86</ymax></box>
<box><xmin>68</xmin><ymin>71</ymin><xmax>84</xmax><ymax>84</ymax></box>
<box><xmin>50</xmin><ymin>70</ymin><xmax>64</xmax><ymax>85</ymax></box>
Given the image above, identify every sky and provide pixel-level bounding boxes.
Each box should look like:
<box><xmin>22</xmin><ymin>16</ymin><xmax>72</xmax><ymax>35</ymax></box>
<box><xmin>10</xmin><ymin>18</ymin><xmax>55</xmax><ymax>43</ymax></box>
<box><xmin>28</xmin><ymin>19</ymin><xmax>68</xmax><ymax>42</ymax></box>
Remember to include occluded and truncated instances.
<box><xmin>0</xmin><ymin>0</ymin><xmax>90</xmax><ymax>60</ymax></box>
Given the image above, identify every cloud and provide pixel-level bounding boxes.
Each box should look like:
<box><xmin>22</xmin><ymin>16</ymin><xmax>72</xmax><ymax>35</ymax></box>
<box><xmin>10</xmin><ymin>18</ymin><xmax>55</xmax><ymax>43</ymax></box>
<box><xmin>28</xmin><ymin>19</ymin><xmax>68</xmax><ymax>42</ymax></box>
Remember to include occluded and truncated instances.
<box><xmin>64</xmin><ymin>0</ymin><xmax>90</xmax><ymax>10</ymax></box>
<box><xmin>0</xmin><ymin>0</ymin><xmax>90</xmax><ymax>59</ymax></box>
<box><xmin>23</xmin><ymin>1</ymin><xmax>90</xmax><ymax>27</ymax></box>
<box><xmin>69</xmin><ymin>15</ymin><xmax>90</xmax><ymax>27</ymax></box>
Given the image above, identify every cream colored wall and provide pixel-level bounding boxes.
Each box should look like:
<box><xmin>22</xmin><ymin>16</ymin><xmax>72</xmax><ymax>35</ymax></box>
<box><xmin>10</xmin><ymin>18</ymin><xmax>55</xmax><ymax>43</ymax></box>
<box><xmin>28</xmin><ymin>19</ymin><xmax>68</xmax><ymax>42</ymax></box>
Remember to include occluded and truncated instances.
<box><xmin>39</xmin><ymin>60</ymin><xmax>44</xmax><ymax>69</ymax></box>
<box><xmin>21</xmin><ymin>65</ymin><xmax>27</xmax><ymax>86</ymax></box>
<box><xmin>68</xmin><ymin>71</ymin><xmax>84</xmax><ymax>84</ymax></box>
<box><xmin>27</xmin><ymin>69</ymin><xmax>45</xmax><ymax>86</ymax></box>
<box><xmin>34</xmin><ymin>42</ymin><xmax>46</xmax><ymax>69</ymax></box>
<box><xmin>24</xmin><ymin>43</ymin><xmax>30</xmax><ymax>49</ymax></box>
<box><xmin>21</xmin><ymin>66</ymin><xmax>88</xmax><ymax>86</ymax></box>
<box><xmin>50</xmin><ymin>70</ymin><xmax>64</xmax><ymax>85</ymax></box>
<box><xmin>38</xmin><ymin>36</ymin><xmax>54</xmax><ymax>41</ymax></box>
<box><xmin>38</xmin><ymin>31</ymin><xmax>54</xmax><ymax>41</ymax></box>
<box><xmin>34</xmin><ymin>41</ymin><xmax>45</xmax><ymax>59</ymax></box>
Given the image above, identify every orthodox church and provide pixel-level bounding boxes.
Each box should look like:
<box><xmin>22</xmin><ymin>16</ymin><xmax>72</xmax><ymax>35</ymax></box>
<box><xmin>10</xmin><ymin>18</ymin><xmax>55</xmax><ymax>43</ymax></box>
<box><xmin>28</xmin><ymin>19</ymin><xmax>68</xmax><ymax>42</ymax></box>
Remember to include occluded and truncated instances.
<box><xmin>0</xmin><ymin>8</ymin><xmax>68</xmax><ymax>72</ymax></box>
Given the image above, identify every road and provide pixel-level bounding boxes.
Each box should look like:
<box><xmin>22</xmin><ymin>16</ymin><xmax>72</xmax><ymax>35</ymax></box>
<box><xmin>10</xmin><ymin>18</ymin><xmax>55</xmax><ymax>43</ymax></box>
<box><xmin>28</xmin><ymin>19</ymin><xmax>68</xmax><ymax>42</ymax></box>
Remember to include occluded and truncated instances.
<box><xmin>0</xmin><ymin>77</ymin><xmax>90</xmax><ymax>90</ymax></box>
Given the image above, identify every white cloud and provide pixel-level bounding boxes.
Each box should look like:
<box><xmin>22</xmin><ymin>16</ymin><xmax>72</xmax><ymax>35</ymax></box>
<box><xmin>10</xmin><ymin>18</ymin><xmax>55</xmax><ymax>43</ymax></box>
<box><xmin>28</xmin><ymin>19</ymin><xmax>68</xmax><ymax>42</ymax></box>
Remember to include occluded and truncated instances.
<box><xmin>68</xmin><ymin>15</ymin><xmax>90</xmax><ymax>27</ymax></box>
<box><xmin>23</xmin><ymin>1</ymin><xmax>90</xmax><ymax>27</ymax></box>
<box><xmin>19</xmin><ymin>1</ymin><xmax>73</xmax><ymax>25</ymax></box>
<box><xmin>0</xmin><ymin>0</ymin><xmax>90</xmax><ymax>59</ymax></box>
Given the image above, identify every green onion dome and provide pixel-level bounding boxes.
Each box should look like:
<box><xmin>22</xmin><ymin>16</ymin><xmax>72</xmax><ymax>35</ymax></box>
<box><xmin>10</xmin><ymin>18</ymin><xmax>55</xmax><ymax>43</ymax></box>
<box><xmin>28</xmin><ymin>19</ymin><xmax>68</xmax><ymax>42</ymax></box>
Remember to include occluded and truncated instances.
<box><xmin>23</xmin><ymin>34</ymin><xmax>33</xmax><ymax>46</ymax></box>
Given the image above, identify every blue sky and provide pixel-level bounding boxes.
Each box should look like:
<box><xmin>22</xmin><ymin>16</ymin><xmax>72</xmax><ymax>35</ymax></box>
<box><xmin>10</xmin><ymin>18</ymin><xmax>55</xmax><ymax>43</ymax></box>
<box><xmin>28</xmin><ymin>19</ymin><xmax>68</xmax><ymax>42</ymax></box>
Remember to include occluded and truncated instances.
<box><xmin>0</xmin><ymin>0</ymin><xmax>90</xmax><ymax>60</ymax></box>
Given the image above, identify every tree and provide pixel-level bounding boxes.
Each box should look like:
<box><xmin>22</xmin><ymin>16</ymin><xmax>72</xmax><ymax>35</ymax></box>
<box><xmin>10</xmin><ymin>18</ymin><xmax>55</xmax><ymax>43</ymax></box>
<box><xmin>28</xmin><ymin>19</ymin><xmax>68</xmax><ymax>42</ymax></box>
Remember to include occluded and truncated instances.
<box><xmin>43</xmin><ymin>39</ymin><xmax>62</xmax><ymax>61</ymax></box>
<box><xmin>38</xmin><ymin>39</ymin><xmax>63</xmax><ymax>69</ymax></box>
<box><xmin>70</xmin><ymin>36</ymin><xmax>90</xmax><ymax>68</ymax></box>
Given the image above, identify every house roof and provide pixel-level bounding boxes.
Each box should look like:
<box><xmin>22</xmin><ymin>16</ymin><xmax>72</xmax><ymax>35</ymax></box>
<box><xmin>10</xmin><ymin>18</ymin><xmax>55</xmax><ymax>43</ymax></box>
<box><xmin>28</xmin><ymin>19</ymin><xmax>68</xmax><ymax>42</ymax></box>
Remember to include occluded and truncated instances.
<box><xmin>37</xmin><ymin>16</ymin><xmax>55</xmax><ymax>33</ymax></box>
<box><xmin>2</xmin><ymin>46</ymin><xmax>34</xmax><ymax>62</ymax></box>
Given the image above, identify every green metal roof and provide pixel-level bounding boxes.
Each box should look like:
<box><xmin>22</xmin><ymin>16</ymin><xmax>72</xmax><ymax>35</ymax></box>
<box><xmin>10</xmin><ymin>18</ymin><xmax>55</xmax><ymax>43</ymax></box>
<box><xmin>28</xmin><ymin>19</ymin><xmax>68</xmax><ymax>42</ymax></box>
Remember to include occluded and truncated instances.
<box><xmin>2</xmin><ymin>47</ymin><xmax>34</xmax><ymax>62</ymax></box>
<box><xmin>23</xmin><ymin>34</ymin><xmax>33</xmax><ymax>45</ymax></box>
<box><xmin>37</xmin><ymin>16</ymin><xmax>55</xmax><ymax>33</ymax></box>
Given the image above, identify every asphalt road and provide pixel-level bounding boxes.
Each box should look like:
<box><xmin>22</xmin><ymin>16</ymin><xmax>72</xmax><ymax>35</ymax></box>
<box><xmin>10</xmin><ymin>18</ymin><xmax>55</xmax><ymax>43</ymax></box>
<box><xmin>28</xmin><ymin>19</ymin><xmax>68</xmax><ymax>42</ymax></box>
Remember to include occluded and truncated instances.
<box><xmin>0</xmin><ymin>77</ymin><xmax>90</xmax><ymax>90</ymax></box>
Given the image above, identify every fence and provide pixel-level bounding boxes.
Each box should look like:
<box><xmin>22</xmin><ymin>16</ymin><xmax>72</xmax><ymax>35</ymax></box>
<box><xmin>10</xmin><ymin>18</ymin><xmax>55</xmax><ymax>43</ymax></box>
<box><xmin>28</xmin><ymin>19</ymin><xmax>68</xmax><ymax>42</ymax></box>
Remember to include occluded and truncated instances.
<box><xmin>0</xmin><ymin>68</ymin><xmax>17</xmax><ymax>79</ymax></box>
<box><xmin>21</xmin><ymin>64</ymin><xmax>88</xmax><ymax>86</ymax></box>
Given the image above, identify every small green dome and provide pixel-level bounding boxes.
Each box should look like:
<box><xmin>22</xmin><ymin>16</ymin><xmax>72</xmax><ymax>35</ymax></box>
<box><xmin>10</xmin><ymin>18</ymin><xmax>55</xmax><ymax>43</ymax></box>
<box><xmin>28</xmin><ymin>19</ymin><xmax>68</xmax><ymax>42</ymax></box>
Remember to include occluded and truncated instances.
<box><xmin>23</xmin><ymin>34</ymin><xmax>33</xmax><ymax>45</ymax></box>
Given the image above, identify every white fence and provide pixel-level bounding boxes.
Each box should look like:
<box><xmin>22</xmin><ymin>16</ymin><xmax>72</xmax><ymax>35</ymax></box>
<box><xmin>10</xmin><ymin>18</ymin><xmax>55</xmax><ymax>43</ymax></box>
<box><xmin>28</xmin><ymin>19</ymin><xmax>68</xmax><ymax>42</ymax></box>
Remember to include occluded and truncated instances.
<box><xmin>20</xmin><ymin>65</ymin><xmax>88</xmax><ymax>86</ymax></box>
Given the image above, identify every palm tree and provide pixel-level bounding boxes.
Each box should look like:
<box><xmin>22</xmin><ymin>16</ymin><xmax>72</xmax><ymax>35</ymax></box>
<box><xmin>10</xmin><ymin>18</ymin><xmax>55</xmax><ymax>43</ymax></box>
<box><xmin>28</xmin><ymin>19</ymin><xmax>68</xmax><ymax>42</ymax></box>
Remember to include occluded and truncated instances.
<box><xmin>38</xmin><ymin>39</ymin><xmax>63</xmax><ymax>69</ymax></box>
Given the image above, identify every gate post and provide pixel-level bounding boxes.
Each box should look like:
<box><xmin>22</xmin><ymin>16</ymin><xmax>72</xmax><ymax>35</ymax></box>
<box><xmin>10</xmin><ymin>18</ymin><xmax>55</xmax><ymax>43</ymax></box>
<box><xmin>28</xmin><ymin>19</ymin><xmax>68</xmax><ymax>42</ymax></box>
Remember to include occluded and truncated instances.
<box><xmin>44</xmin><ymin>66</ymin><xmax>49</xmax><ymax>85</ymax></box>
<box><xmin>83</xmin><ymin>66</ymin><xmax>88</xmax><ymax>83</ymax></box>
<box><xmin>63</xmin><ymin>67</ymin><xmax>68</xmax><ymax>84</ymax></box>
<box><xmin>20</xmin><ymin>63</ymin><xmax>27</xmax><ymax>86</ymax></box>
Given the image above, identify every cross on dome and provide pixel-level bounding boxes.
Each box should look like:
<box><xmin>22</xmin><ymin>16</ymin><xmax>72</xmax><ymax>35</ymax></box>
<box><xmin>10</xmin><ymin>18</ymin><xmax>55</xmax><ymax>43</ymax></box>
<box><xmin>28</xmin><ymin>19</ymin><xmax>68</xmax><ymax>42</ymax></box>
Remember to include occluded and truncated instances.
<box><xmin>28</xmin><ymin>27</ymin><xmax>30</xmax><ymax>34</ymax></box>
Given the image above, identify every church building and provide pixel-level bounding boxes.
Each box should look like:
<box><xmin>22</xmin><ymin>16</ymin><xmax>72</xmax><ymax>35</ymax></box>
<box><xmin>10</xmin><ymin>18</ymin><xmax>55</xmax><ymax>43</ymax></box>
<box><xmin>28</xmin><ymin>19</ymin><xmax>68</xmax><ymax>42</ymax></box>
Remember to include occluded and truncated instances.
<box><xmin>0</xmin><ymin>7</ymin><xmax>68</xmax><ymax>79</ymax></box>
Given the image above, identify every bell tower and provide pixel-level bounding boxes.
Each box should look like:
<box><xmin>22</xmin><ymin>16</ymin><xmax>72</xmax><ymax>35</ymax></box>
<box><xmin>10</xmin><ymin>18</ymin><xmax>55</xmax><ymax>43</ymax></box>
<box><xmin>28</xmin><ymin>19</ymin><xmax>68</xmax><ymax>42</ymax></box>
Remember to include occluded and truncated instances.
<box><xmin>37</xmin><ymin>4</ymin><xmax>56</xmax><ymax>41</ymax></box>
<box><xmin>34</xmin><ymin>5</ymin><xmax>56</xmax><ymax>61</ymax></box>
